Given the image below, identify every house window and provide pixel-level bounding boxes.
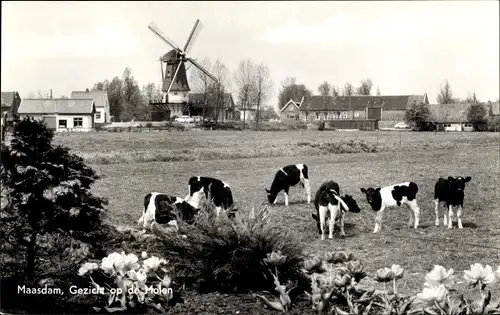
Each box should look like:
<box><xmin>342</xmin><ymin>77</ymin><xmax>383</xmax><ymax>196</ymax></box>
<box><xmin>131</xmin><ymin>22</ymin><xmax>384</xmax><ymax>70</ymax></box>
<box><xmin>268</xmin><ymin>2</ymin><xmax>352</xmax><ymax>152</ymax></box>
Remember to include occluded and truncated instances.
<box><xmin>96</xmin><ymin>112</ymin><xmax>101</xmax><ymax>120</ymax></box>
<box><xmin>74</xmin><ymin>117</ymin><xmax>83</xmax><ymax>128</ymax></box>
<box><xmin>354</xmin><ymin>112</ymin><xmax>360</xmax><ymax>118</ymax></box>
<box><xmin>324</xmin><ymin>112</ymin><xmax>328</xmax><ymax>119</ymax></box>
<box><xmin>342</xmin><ymin>111</ymin><xmax>348</xmax><ymax>119</ymax></box>
<box><xmin>58</xmin><ymin>119</ymin><xmax>67</xmax><ymax>128</ymax></box>
<box><xmin>316</xmin><ymin>112</ymin><xmax>320</xmax><ymax>120</ymax></box>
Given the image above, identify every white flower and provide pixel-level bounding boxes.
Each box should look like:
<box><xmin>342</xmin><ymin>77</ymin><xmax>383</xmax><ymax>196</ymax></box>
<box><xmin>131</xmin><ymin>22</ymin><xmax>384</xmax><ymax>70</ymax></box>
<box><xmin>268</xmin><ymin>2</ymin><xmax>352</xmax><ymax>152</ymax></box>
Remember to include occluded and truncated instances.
<box><xmin>121</xmin><ymin>253</ymin><xmax>140</xmax><ymax>273</ymax></box>
<box><xmin>391</xmin><ymin>264</ymin><xmax>404</xmax><ymax>280</ymax></box>
<box><xmin>463</xmin><ymin>263</ymin><xmax>496</xmax><ymax>288</ymax></box>
<box><xmin>141</xmin><ymin>251</ymin><xmax>148</xmax><ymax>259</ymax></box>
<box><xmin>420</xmin><ymin>284</ymin><xmax>448</xmax><ymax>303</ymax></box>
<box><xmin>101</xmin><ymin>252</ymin><xmax>123</xmax><ymax>276</ymax></box>
<box><xmin>78</xmin><ymin>262</ymin><xmax>98</xmax><ymax>276</ymax></box>
<box><xmin>143</xmin><ymin>256</ymin><xmax>167</xmax><ymax>272</ymax></box>
<box><xmin>126</xmin><ymin>269</ymin><xmax>148</xmax><ymax>282</ymax></box>
<box><xmin>424</xmin><ymin>265</ymin><xmax>454</xmax><ymax>288</ymax></box>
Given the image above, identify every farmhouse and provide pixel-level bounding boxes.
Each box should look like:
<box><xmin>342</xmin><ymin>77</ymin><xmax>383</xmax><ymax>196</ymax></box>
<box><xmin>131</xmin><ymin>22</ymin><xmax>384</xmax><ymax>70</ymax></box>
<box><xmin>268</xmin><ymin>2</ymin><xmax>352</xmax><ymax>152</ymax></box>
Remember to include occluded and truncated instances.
<box><xmin>279</xmin><ymin>97</ymin><xmax>304</xmax><ymax>122</ymax></box>
<box><xmin>234</xmin><ymin>107</ymin><xmax>256</xmax><ymax>122</ymax></box>
<box><xmin>428</xmin><ymin>102</ymin><xmax>487</xmax><ymax>131</ymax></box>
<box><xmin>296</xmin><ymin>94</ymin><xmax>429</xmax><ymax>122</ymax></box>
<box><xmin>187</xmin><ymin>92</ymin><xmax>235</xmax><ymax>121</ymax></box>
<box><xmin>1</xmin><ymin>91</ymin><xmax>22</xmax><ymax>126</ymax></box>
<box><xmin>17</xmin><ymin>98</ymin><xmax>96</xmax><ymax>132</ymax></box>
<box><xmin>71</xmin><ymin>89</ymin><xmax>110</xmax><ymax>125</ymax></box>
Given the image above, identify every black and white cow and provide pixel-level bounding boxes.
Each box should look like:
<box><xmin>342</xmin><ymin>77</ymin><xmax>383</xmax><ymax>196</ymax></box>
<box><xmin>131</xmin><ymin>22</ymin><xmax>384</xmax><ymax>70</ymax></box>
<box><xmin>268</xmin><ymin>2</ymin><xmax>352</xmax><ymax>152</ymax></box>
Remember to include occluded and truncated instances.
<box><xmin>311</xmin><ymin>181</ymin><xmax>362</xmax><ymax>240</ymax></box>
<box><xmin>137</xmin><ymin>187</ymin><xmax>205</xmax><ymax>229</ymax></box>
<box><xmin>434</xmin><ymin>176</ymin><xmax>471</xmax><ymax>229</ymax></box>
<box><xmin>187</xmin><ymin>176</ymin><xmax>235</xmax><ymax>217</ymax></box>
<box><xmin>360</xmin><ymin>182</ymin><xmax>420</xmax><ymax>233</ymax></box>
<box><xmin>265</xmin><ymin>164</ymin><xmax>311</xmax><ymax>206</ymax></box>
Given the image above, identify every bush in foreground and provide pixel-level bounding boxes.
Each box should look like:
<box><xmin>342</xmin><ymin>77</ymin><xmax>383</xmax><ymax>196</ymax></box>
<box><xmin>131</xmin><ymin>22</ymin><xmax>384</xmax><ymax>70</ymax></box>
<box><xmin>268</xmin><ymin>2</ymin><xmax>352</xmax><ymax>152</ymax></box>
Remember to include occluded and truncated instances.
<box><xmin>147</xmin><ymin>204</ymin><xmax>306</xmax><ymax>294</ymax></box>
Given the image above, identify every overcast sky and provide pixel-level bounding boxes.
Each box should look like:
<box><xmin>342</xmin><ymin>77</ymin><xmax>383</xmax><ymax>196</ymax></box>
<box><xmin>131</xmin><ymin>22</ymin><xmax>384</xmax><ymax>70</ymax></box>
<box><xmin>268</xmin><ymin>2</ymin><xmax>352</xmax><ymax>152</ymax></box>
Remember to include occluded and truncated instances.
<box><xmin>2</xmin><ymin>1</ymin><xmax>499</xmax><ymax>107</ymax></box>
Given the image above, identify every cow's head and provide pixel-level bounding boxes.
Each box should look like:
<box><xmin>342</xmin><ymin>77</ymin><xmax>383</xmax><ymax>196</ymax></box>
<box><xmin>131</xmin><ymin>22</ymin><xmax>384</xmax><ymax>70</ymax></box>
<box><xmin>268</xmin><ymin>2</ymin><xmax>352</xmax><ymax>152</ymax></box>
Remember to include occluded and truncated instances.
<box><xmin>265</xmin><ymin>188</ymin><xmax>276</xmax><ymax>204</ymax></box>
<box><xmin>342</xmin><ymin>194</ymin><xmax>361</xmax><ymax>213</ymax></box>
<box><xmin>448</xmin><ymin>176</ymin><xmax>471</xmax><ymax>192</ymax></box>
<box><xmin>360</xmin><ymin>187</ymin><xmax>381</xmax><ymax>205</ymax></box>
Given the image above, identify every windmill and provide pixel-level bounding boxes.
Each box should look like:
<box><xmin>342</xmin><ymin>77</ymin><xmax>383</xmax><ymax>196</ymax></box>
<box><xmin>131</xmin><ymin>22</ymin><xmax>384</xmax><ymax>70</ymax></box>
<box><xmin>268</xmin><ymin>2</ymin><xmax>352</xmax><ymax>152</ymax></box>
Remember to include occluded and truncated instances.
<box><xmin>148</xmin><ymin>19</ymin><xmax>218</xmax><ymax>121</ymax></box>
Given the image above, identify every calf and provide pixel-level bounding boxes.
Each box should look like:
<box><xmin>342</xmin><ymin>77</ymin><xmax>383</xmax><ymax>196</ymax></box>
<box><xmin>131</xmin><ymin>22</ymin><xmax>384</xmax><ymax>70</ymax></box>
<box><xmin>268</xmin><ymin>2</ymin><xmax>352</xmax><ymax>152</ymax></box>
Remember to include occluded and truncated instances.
<box><xmin>188</xmin><ymin>176</ymin><xmax>235</xmax><ymax>217</ymax></box>
<box><xmin>434</xmin><ymin>176</ymin><xmax>471</xmax><ymax>229</ymax></box>
<box><xmin>265</xmin><ymin>164</ymin><xmax>311</xmax><ymax>206</ymax></box>
<box><xmin>137</xmin><ymin>187</ymin><xmax>205</xmax><ymax>229</ymax></box>
<box><xmin>311</xmin><ymin>181</ymin><xmax>362</xmax><ymax>240</ymax></box>
<box><xmin>360</xmin><ymin>182</ymin><xmax>420</xmax><ymax>233</ymax></box>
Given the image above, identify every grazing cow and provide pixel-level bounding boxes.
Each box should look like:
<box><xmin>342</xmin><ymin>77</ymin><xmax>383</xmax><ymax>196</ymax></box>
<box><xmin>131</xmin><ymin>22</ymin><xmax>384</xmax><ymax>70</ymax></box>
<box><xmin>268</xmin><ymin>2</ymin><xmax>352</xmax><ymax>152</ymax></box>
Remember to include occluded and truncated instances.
<box><xmin>265</xmin><ymin>164</ymin><xmax>311</xmax><ymax>206</ymax></box>
<box><xmin>187</xmin><ymin>176</ymin><xmax>235</xmax><ymax>217</ymax></box>
<box><xmin>434</xmin><ymin>176</ymin><xmax>471</xmax><ymax>229</ymax></box>
<box><xmin>137</xmin><ymin>187</ymin><xmax>205</xmax><ymax>229</ymax></box>
<box><xmin>311</xmin><ymin>181</ymin><xmax>361</xmax><ymax>239</ymax></box>
<box><xmin>360</xmin><ymin>182</ymin><xmax>420</xmax><ymax>233</ymax></box>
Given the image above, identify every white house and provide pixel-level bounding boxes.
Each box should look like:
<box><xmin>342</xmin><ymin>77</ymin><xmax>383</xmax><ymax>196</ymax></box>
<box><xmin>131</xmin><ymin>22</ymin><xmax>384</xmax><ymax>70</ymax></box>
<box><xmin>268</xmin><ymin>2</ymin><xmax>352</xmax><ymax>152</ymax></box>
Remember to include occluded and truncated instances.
<box><xmin>71</xmin><ymin>90</ymin><xmax>110</xmax><ymax>124</ymax></box>
<box><xmin>17</xmin><ymin>98</ymin><xmax>96</xmax><ymax>132</ymax></box>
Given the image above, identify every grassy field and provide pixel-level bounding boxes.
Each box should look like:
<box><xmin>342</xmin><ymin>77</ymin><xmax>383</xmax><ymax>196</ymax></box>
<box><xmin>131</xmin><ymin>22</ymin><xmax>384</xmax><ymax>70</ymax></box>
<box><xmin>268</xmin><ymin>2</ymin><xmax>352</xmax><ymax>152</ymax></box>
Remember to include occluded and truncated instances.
<box><xmin>56</xmin><ymin>130</ymin><xmax>500</xmax><ymax>298</ymax></box>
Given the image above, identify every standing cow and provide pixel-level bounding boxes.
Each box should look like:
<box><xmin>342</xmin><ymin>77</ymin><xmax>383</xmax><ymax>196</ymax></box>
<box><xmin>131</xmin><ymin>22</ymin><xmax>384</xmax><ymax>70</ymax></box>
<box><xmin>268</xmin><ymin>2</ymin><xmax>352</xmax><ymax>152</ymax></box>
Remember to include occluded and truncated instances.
<box><xmin>360</xmin><ymin>182</ymin><xmax>420</xmax><ymax>233</ymax></box>
<box><xmin>265</xmin><ymin>164</ymin><xmax>311</xmax><ymax>206</ymax></box>
<box><xmin>311</xmin><ymin>180</ymin><xmax>362</xmax><ymax>240</ymax></box>
<box><xmin>434</xmin><ymin>176</ymin><xmax>471</xmax><ymax>229</ymax></box>
<box><xmin>188</xmin><ymin>176</ymin><xmax>235</xmax><ymax>217</ymax></box>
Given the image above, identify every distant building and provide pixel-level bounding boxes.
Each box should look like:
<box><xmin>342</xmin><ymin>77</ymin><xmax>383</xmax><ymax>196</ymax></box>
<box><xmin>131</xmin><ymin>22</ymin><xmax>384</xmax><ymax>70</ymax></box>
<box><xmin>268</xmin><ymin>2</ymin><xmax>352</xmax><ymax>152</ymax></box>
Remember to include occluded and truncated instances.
<box><xmin>188</xmin><ymin>92</ymin><xmax>235</xmax><ymax>121</ymax></box>
<box><xmin>17</xmin><ymin>98</ymin><xmax>96</xmax><ymax>132</ymax></box>
<box><xmin>71</xmin><ymin>89</ymin><xmax>110</xmax><ymax>124</ymax></box>
<box><xmin>278</xmin><ymin>94</ymin><xmax>429</xmax><ymax>123</ymax></box>
<box><xmin>234</xmin><ymin>107</ymin><xmax>256</xmax><ymax>122</ymax></box>
<box><xmin>428</xmin><ymin>102</ymin><xmax>488</xmax><ymax>131</ymax></box>
<box><xmin>1</xmin><ymin>91</ymin><xmax>22</xmax><ymax>126</ymax></box>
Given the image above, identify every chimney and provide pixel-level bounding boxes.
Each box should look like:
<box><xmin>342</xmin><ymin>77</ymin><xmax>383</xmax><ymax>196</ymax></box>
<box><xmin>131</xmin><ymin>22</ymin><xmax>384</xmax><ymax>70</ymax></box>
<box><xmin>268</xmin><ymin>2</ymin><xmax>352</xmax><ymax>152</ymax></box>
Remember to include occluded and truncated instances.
<box><xmin>50</xmin><ymin>89</ymin><xmax>52</xmax><ymax>99</ymax></box>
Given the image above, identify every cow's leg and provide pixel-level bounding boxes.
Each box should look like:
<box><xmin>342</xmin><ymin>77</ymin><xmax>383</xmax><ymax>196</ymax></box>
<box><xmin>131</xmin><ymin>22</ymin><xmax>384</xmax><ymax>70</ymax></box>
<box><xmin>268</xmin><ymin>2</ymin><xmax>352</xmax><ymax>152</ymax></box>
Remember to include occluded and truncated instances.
<box><xmin>284</xmin><ymin>187</ymin><xmax>290</xmax><ymax>206</ymax></box>
<box><xmin>327</xmin><ymin>204</ymin><xmax>338</xmax><ymax>239</ymax></box>
<box><xmin>447</xmin><ymin>205</ymin><xmax>454</xmax><ymax>229</ymax></box>
<box><xmin>443</xmin><ymin>204</ymin><xmax>448</xmax><ymax>227</ymax></box>
<box><xmin>408</xmin><ymin>200</ymin><xmax>420</xmax><ymax>229</ymax></box>
<box><xmin>434</xmin><ymin>199</ymin><xmax>440</xmax><ymax>226</ymax></box>
<box><xmin>373</xmin><ymin>207</ymin><xmax>385</xmax><ymax>233</ymax></box>
<box><xmin>339</xmin><ymin>210</ymin><xmax>346</xmax><ymax>237</ymax></box>
<box><xmin>457</xmin><ymin>204</ymin><xmax>463</xmax><ymax>229</ymax></box>
<box><xmin>302</xmin><ymin>178</ymin><xmax>311</xmax><ymax>204</ymax></box>
<box><xmin>319</xmin><ymin>205</ymin><xmax>328</xmax><ymax>240</ymax></box>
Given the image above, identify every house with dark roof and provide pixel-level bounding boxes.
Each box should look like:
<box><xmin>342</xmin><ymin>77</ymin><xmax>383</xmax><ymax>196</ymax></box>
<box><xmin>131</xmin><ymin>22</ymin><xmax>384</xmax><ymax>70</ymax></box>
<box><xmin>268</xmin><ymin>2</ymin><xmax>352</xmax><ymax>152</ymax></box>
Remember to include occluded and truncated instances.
<box><xmin>71</xmin><ymin>89</ymin><xmax>110</xmax><ymax>124</ymax></box>
<box><xmin>1</xmin><ymin>91</ymin><xmax>22</xmax><ymax>126</ymax></box>
<box><xmin>188</xmin><ymin>92</ymin><xmax>235</xmax><ymax>121</ymax></box>
<box><xmin>279</xmin><ymin>97</ymin><xmax>304</xmax><ymax>121</ymax></box>
<box><xmin>297</xmin><ymin>94</ymin><xmax>429</xmax><ymax>122</ymax></box>
<box><xmin>17</xmin><ymin>98</ymin><xmax>96</xmax><ymax>132</ymax></box>
<box><xmin>428</xmin><ymin>102</ymin><xmax>488</xmax><ymax>131</ymax></box>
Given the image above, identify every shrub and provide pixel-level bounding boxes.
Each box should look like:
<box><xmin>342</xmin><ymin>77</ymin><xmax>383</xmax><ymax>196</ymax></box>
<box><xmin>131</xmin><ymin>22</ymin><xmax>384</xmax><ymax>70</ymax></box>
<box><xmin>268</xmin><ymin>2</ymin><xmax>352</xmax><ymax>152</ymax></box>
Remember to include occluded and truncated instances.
<box><xmin>318</xmin><ymin>121</ymin><xmax>326</xmax><ymax>131</ymax></box>
<box><xmin>467</xmin><ymin>103</ymin><xmax>488</xmax><ymax>131</ymax></box>
<box><xmin>148</xmin><ymin>204</ymin><xmax>306</xmax><ymax>294</ymax></box>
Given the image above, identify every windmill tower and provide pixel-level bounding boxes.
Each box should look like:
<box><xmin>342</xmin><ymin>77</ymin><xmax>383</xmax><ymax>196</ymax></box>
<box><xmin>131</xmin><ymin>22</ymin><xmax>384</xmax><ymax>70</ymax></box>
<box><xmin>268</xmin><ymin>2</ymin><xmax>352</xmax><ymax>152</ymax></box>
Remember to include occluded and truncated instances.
<box><xmin>148</xmin><ymin>20</ymin><xmax>218</xmax><ymax>121</ymax></box>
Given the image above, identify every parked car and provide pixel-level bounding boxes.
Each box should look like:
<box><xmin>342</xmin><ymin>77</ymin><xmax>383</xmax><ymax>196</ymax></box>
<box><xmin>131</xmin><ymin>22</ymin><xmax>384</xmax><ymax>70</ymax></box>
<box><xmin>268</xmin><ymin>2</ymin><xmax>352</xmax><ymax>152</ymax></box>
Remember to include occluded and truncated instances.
<box><xmin>394</xmin><ymin>122</ymin><xmax>409</xmax><ymax>129</ymax></box>
<box><xmin>191</xmin><ymin>116</ymin><xmax>203</xmax><ymax>123</ymax></box>
<box><xmin>175</xmin><ymin>116</ymin><xmax>195</xmax><ymax>123</ymax></box>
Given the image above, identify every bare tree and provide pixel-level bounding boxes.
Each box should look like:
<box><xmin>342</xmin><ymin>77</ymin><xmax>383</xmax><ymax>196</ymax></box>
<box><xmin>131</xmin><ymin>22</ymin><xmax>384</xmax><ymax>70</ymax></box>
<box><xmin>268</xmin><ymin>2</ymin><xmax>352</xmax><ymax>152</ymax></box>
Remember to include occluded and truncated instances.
<box><xmin>234</xmin><ymin>60</ymin><xmax>257</xmax><ymax>129</ymax></box>
<box><xmin>356</xmin><ymin>78</ymin><xmax>373</xmax><ymax>96</ymax></box>
<box><xmin>332</xmin><ymin>85</ymin><xmax>340</xmax><ymax>97</ymax></box>
<box><xmin>376</xmin><ymin>86</ymin><xmax>381</xmax><ymax>96</ymax></box>
<box><xmin>253</xmin><ymin>62</ymin><xmax>274</xmax><ymax>127</ymax></box>
<box><xmin>437</xmin><ymin>80</ymin><xmax>456</xmax><ymax>104</ymax></box>
<box><xmin>189</xmin><ymin>58</ymin><xmax>212</xmax><ymax>120</ymax></box>
<box><xmin>343</xmin><ymin>83</ymin><xmax>354</xmax><ymax>96</ymax></box>
<box><xmin>466</xmin><ymin>92</ymin><xmax>478</xmax><ymax>104</ymax></box>
<box><xmin>211</xmin><ymin>59</ymin><xmax>231</xmax><ymax>124</ymax></box>
<box><xmin>318</xmin><ymin>81</ymin><xmax>331</xmax><ymax>96</ymax></box>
